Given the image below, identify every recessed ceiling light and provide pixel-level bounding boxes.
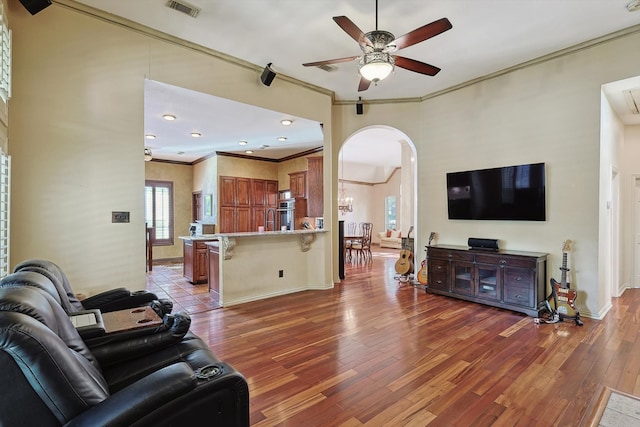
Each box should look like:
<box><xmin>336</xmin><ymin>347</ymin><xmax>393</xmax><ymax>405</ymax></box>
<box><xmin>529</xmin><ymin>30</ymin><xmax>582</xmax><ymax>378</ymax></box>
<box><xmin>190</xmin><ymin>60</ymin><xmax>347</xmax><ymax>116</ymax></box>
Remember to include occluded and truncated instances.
<box><xmin>245</xmin><ymin>150</ymin><xmax>253</xmax><ymax>154</ymax></box>
<box><xmin>239</xmin><ymin>140</ymin><xmax>248</xmax><ymax>145</ymax></box>
<box><xmin>281</xmin><ymin>119</ymin><xmax>293</xmax><ymax>126</ymax></box>
<box><xmin>145</xmin><ymin>134</ymin><xmax>156</xmax><ymax>139</ymax></box>
<box><xmin>191</xmin><ymin>132</ymin><xmax>202</xmax><ymax>138</ymax></box>
<box><xmin>163</xmin><ymin>114</ymin><xmax>176</xmax><ymax>121</ymax></box>
<box><xmin>277</xmin><ymin>136</ymin><xmax>287</xmax><ymax>142</ymax></box>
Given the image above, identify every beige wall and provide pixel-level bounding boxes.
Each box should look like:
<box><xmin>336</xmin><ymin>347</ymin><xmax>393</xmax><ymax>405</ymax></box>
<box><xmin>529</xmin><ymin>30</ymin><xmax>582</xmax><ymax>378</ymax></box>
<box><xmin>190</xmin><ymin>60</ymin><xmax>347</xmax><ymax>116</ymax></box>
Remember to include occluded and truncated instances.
<box><xmin>331</xmin><ymin>30</ymin><xmax>640</xmax><ymax>318</ymax></box>
<box><xmin>192</xmin><ymin>156</ymin><xmax>218</xmax><ymax>224</ymax></box>
<box><xmin>8</xmin><ymin>2</ymin><xmax>333</xmax><ymax>296</ymax></box>
<box><xmin>145</xmin><ymin>161</ymin><xmax>193</xmax><ymax>260</ymax></box>
<box><xmin>9</xmin><ymin>0</ymin><xmax>640</xmax><ymax>317</ymax></box>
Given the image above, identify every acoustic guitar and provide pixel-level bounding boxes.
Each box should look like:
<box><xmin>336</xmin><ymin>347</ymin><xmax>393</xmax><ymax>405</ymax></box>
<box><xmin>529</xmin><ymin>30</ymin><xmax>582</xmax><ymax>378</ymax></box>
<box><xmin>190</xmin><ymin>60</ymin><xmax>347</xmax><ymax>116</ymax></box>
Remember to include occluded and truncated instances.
<box><xmin>395</xmin><ymin>226</ymin><xmax>414</xmax><ymax>276</ymax></box>
<box><xmin>417</xmin><ymin>232</ymin><xmax>435</xmax><ymax>285</ymax></box>
<box><xmin>546</xmin><ymin>240</ymin><xmax>583</xmax><ymax>326</ymax></box>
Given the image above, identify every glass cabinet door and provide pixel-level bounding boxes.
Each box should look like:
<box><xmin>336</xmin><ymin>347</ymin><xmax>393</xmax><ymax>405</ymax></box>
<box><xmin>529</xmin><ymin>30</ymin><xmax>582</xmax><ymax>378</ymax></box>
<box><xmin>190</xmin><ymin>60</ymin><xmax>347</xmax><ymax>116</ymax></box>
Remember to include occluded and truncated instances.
<box><xmin>476</xmin><ymin>263</ymin><xmax>501</xmax><ymax>301</ymax></box>
<box><xmin>452</xmin><ymin>263</ymin><xmax>474</xmax><ymax>295</ymax></box>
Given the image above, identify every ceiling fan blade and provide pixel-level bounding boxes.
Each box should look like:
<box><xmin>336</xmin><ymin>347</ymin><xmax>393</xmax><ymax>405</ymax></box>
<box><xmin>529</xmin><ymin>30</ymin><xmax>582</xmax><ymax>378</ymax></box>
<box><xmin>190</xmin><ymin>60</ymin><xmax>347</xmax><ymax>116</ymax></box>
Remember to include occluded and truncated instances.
<box><xmin>333</xmin><ymin>16</ymin><xmax>372</xmax><ymax>48</ymax></box>
<box><xmin>394</xmin><ymin>56</ymin><xmax>441</xmax><ymax>76</ymax></box>
<box><xmin>303</xmin><ymin>56</ymin><xmax>360</xmax><ymax>67</ymax></box>
<box><xmin>393</xmin><ymin>18</ymin><xmax>452</xmax><ymax>50</ymax></box>
<box><xmin>358</xmin><ymin>77</ymin><xmax>371</xmax><ymax>92</ymax></box>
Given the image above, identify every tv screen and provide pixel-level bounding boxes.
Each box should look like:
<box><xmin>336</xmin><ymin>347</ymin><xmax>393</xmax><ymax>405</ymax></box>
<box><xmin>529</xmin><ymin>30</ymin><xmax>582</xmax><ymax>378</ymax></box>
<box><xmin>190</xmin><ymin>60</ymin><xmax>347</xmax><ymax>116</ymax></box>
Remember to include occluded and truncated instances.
<box><xmin>447</xmin><ymin>163</ymin><xmax>546</xmax><ymax>221</ymax></box>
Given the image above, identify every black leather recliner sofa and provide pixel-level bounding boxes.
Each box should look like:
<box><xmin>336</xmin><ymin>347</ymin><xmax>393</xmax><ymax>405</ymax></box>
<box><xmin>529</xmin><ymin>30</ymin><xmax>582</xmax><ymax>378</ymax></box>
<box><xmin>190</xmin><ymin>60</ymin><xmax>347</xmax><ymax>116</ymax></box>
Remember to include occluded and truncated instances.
<box><xmin>13</xmin><ymin>258</ymin><xmax>172</xmax><ymax>314</ymax></box>
<box><xmin>0</xmin><ymin>276</ymin><xmax>249</xmax><ymax>426</ymax></box>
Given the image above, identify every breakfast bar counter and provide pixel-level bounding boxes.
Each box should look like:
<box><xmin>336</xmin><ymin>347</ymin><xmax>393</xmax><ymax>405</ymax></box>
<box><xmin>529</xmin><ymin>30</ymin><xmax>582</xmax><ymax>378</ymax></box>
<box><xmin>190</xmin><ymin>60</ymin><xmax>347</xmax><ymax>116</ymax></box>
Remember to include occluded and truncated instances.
<box><xmin>204</xmin><ymin>229</ymin><xmax>330</xmax><ymax>307</ymax></box>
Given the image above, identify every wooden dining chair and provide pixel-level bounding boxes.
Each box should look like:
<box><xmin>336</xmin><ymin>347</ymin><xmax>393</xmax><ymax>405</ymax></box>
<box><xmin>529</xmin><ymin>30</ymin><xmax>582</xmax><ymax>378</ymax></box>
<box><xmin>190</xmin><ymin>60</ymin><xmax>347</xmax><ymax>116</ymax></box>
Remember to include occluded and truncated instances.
<box><xmin>345</xmin><ymin>222</ymin><xmax>357</xmax><ymax>263</ymax></box>
<box><xmin>352</xmin><ymin>222</ymin><xmax>373</xmax><ymax>264</ymax></box>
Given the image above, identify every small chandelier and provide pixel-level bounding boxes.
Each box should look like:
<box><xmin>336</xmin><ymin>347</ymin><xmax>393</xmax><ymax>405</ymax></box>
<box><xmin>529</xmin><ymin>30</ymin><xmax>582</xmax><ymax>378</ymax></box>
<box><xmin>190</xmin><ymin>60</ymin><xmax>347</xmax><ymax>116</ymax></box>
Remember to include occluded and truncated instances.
<box><xmin>359</xmin><ymin>51</ymin><xmax>395</xmax><ymax>83</ymax></box>
<box><xmin>338</xmin><ymin>185</ymin><xmax>353</xmax><ymax>215</ymax></box>
<box><xmin>144</xmin><ymin>148</ymin><xmax>152</xmax><ymax>162</ymax></box>
<box><xmin>338</xmin><ymin>152</ymin><xmax>353</xmax><ymax>215</ymax></box>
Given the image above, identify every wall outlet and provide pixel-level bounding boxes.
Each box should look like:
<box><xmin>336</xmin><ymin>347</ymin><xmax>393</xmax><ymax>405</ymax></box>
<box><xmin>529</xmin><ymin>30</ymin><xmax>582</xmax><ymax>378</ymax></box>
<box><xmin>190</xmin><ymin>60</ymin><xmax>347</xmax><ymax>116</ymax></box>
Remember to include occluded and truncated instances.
<box><xmin>278</xmin><ymin>270</ymin><xmax>284</xmax><ymax>278</ymax></box>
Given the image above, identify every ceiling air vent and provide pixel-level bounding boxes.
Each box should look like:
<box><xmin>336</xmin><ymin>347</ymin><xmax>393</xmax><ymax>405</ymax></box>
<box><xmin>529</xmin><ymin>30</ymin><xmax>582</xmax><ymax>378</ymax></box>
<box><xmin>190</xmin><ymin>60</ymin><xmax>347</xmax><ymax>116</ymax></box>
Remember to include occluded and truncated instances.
<box><xmin>317</xmin><ymin>64</ymin><xmax>338</xmax><ymax>72</ymax></box>
<box><xmin>166</xmin><ymin>0</ymin><xmax>200</xmax><ymax>18</ymax></box>
<box><xmin>624</xmin><ymin>89</ymin><xmax>640</xmax><ymax>115</ymax></box>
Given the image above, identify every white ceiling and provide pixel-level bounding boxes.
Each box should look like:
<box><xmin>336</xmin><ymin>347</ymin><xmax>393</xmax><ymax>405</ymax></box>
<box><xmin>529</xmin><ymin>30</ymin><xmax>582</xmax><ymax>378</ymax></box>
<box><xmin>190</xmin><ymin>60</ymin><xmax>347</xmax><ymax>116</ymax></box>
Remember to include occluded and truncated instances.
<box><xmin>69</xmin><ymin>0</ymin><xmax>640</xmax><ymax>165</ymax></box>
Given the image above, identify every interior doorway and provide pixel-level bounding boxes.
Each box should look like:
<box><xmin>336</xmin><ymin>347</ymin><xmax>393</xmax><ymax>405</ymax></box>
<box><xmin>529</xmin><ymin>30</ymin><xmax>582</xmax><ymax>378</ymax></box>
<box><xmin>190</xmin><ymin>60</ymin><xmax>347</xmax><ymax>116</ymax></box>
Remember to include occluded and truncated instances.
<box><xmin>338</xmin><ymin>125</ymin><xmax>418</xmax><ymax>259</ymax></box>
<box><xmin>192</xmin><ymin>191</ymin><xmax>202</xmax><ymax>222</ymax></box>
<box><xmin>609</xmin><ymin>167</ymin><xmax>620</xmax><ymax>297</ymax></box>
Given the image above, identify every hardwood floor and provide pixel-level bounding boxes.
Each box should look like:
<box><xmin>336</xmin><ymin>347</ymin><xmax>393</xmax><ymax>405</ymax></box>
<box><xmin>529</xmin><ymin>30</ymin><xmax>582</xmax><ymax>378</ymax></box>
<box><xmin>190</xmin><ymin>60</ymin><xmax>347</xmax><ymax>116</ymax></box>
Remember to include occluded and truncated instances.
<box><xmin>150</xmin><ymin>247</ymin><xmax>640</xmax><ymax>426</ymax></box>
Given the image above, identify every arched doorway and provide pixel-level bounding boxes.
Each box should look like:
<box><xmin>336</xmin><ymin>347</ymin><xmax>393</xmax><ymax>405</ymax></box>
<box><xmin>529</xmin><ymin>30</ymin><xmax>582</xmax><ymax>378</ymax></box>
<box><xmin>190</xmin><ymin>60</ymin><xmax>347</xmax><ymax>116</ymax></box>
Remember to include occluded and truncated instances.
<box><xmin>338</xmin><ymin>126</ymin><xmax>418</xmax><ymax>273</ymax></box>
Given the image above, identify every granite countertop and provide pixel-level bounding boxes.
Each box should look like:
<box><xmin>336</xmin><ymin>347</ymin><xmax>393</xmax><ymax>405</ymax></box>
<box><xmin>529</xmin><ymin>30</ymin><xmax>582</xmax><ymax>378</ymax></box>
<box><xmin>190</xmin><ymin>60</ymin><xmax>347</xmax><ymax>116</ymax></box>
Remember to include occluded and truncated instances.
<box><xmin>211</xmin><ymin>229</ymin><xmax>328</xmax><ymax>238</ymax></box>
<box><xmin>178</xmin><ymin>234</ymin><xmax>220</xmax><ymax>241</ymax></box>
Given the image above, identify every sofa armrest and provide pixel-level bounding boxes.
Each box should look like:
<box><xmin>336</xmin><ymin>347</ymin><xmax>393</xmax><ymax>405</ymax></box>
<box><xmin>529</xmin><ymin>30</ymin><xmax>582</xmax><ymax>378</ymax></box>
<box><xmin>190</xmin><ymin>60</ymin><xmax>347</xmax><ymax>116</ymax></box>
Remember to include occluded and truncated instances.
<box><xmin>68</xmin><ymin>309</ymin><xmax>106</xmax><ymax>340</ymax></box>
<box><xmin>87</xmin><ymin>313</ymin><xmax>192</xmax><ymax>367</ymax></box>
<box><xmin>64</xmin><ymin>362</ymin><xmax>197</xmax><ymax>427</ymax></box>
<box><xmin>81</xmin><ymin>289</ymin><xmax>159</xmax><ymax>313</ymax></box>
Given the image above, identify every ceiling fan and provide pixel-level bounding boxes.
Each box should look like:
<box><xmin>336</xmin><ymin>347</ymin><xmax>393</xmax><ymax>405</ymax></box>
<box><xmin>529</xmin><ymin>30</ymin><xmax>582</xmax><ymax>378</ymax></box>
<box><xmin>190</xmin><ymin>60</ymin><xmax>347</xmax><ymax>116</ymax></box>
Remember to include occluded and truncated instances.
<box><xmin>303</xmin><ymin>0</ymin><xmax>452</xmax><ymax>92</ymax></box>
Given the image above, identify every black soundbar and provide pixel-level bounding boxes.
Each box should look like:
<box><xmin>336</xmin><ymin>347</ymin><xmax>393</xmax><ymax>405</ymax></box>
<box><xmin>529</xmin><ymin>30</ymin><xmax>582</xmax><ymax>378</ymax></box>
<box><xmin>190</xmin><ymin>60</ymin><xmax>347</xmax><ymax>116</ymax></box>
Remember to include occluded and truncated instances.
<box><xmin>468</xmin><ymin>238</ymin><xmax>499</xmax><ymax>251</ymax></box>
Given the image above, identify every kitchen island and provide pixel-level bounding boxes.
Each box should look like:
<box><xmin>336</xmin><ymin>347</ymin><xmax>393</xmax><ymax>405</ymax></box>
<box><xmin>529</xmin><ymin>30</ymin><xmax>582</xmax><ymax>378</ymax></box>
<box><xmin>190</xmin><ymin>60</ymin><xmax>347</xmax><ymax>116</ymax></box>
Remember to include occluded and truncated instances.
<box><xmin>205</xmin><ymin>229</ymin><xmax>330</xmax><ymax>307</ymax></box>
<box><xmin>179</xmin><ymin>235</ymin><xmax>218</xmax><ymax>284</ymax></box>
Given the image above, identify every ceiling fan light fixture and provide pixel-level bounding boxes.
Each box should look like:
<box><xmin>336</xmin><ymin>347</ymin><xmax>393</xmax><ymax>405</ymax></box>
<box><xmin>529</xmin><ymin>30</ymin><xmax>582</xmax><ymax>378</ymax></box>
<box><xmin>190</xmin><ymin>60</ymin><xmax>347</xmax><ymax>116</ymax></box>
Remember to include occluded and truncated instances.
<box><xmin>359</xmin><ymin>52</ymin><xmax>395</xmax><ymax>82</ymax></box>
<box><xmin>144</xmin><ymin>148</ymin><xmax>152</xmax><ymax>161</ymax></box>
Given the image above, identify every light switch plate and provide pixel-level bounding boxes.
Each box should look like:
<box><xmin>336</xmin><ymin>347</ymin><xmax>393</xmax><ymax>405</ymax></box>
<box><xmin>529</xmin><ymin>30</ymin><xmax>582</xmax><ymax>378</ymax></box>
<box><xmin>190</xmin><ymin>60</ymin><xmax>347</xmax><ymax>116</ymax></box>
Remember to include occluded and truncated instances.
<box><xmin>112</xmin><ymin>211</ymin><xmax>130</xmax><ymax>223</ymax></box>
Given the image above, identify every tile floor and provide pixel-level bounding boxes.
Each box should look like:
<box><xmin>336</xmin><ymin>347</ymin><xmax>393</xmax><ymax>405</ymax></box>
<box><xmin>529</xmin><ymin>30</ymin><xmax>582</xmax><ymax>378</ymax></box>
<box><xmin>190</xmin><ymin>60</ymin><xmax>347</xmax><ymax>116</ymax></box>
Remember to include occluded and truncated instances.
<box><xmin>145</xmin><ymin>263</ymin><xmax>221</xmax><ymax>315</ymax></box>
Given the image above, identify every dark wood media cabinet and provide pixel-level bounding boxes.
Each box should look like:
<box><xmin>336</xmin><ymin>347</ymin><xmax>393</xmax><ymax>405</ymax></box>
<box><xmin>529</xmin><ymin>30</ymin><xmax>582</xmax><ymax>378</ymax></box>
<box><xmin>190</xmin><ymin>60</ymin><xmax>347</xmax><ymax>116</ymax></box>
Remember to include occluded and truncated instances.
<box><xmin>426</xmin><ymin>245</ymin><xmax>548</xmax><ymax>317</ymax></box>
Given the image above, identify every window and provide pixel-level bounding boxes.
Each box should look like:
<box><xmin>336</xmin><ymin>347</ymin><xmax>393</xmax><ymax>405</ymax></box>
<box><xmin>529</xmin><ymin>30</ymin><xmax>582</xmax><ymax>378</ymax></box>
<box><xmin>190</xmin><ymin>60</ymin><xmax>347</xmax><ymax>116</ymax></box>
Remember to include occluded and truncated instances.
<box><xmin>385</xmin><ymin>196</ymin><xmax>396</xmax><ymax>230</ymax></box>
<box><xmin>0</xmin><ymin>3</ymin><xmax>11</xmax><ymax>104</ymax></box>
<box><xmin>0</xmin><ymin>150</ymin><xmax>9</xmax><ymax>278</ymax></box>
<box><xmin>145</xmin><ymin>180</ymin><xmax>174</xmax><ymax>246</ymax></box>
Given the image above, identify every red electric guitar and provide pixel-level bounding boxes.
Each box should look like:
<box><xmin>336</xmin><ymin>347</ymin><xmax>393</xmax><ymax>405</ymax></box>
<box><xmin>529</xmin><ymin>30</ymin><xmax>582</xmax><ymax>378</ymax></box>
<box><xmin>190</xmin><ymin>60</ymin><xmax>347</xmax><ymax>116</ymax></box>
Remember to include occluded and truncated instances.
<box><xmin>545</xmin><ymin>240</ymin><xmax>583</xmax><ymax>326</ymax></box>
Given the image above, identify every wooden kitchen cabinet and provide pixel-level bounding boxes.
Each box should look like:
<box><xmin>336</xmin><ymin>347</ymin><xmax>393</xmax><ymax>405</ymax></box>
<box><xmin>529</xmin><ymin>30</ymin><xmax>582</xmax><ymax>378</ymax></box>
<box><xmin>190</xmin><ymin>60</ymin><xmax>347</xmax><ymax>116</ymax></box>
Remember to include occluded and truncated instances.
<box><xmin>182</xmin><ymin>238</ymin><xmax>215</xmax><ymax>284</ymax></box>
<box><xmin>289</xmin><ymin>171</ymin><xmax>307</xmax><ymax>198</ymax></box>
<box><xmin>236</xmin><ymin>177</ymin><xmax>250</xmax><ymax>206</ymax></box>
<box><xmin>220</xmin><ymin>176</ymin><xmax>236</xmax><ymax>206</ymax></box>
<box><xmin>426</xmin><ymin>245</ymin><xmax>547</xmax><ymax>317</ymax></box>
<box><xmin>207</xmin><ymin>243</ymin><xmax>220</xmax><ymax>304</ymax></box>
<box><xmin>266</xmin><ymin>180</ymin><xmax>278</xmax><ymax>206</ymax></box>
<box><xmin>220</xmin><ymin>206</ymin><xmax>251</xmax><ymax>232</ymax></box>
<box><xmin>219</xmin><ymin>176</ymin><xmax>277</xmax><ymax>232</ymax></box>
<box><xmin>306</xmin><ymin>156</ymin><xmax>323</xmax><ymax>217</ymax></box>
<box><xmin>251</xmin><ymin>179</ymin><xmax>267</xmax><ymax>206</ymax></box>
<box><xmin>220</xmin><ymin>176</ymin><xmax>250</xmax><ymax>207</ymax></box>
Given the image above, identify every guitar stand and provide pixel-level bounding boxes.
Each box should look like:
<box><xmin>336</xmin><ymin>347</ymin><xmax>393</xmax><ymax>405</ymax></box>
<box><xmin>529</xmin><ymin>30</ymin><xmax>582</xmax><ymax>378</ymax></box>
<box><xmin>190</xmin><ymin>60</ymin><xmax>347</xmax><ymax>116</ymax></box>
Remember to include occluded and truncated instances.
<box><xmin>534</xmin><ymin>312</ymin><xmax>561</xmax><ymax>324</ymax></box>
<box><xmin>561</xmin><ymin>313</ymin><xmax>584</xmax><ymax>327</ymax></box>
<box><xmin>394</xmin><ymin>273</ymin><xmax>414</xmax><ymax>284</ymax></box>
<box><xmin>534</xmin><ymin>302</ymin><xmax>584</xmax><ymax>326</ymax></box>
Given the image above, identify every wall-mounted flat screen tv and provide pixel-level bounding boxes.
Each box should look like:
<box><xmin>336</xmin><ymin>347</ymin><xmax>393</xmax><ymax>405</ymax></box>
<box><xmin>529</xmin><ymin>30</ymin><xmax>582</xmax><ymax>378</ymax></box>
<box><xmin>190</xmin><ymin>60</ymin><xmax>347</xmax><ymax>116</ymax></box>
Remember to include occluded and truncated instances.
<box><xmin>447</xmin><ymin>162</ymin><xmax>546</xmax><ymax>221</ymax></box>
